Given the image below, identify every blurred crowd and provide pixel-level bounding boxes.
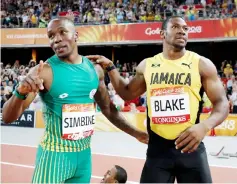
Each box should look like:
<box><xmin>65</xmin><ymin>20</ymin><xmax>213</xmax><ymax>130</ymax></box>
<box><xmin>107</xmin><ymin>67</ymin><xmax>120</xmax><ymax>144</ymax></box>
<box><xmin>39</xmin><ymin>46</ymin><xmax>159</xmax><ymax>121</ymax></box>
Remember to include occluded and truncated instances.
<box><xmin>1</xmin><ymin>0</ymin><xmax>237</xmax><ymax>28</ymax></box>
<box><xmin>203</xmin><ymin>60</ymin><xmax>237</xmax><ymax>114</ymax></box>
<box><xmin>0</xmin><ymin>59</ymin><xmax>147</xmax><ymax>112</ymax></box>
<box><xmin>0</xmin><ymin>60</ymin><xmax>43</xmax><ymax>110</ymax></box>
<box><xmin>2</xmin><ymin>59</ymin><xmax>237</xmax><ymax>114</ymax></box>
<box><xmin>219</xmin><ymin>60</ymin><xmax>237</xmax><ymax>114</ymax></box>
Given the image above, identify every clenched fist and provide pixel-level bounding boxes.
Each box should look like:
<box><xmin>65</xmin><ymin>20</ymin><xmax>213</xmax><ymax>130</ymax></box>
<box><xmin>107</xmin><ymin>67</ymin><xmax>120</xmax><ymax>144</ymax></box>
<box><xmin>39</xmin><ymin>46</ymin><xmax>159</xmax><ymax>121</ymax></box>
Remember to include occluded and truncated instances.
<box><xmin>17</xmin><ymin>60</ymin><xmax>44</xmax><ymax>95</ymax></box>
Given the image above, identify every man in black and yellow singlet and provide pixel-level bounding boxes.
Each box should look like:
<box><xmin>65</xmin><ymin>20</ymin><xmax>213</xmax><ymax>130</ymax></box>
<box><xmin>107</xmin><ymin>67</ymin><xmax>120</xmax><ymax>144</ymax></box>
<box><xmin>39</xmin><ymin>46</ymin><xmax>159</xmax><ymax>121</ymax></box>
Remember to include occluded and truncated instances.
<box><xmin>2</xmin><ymin>17</ymin><xmax>148</xmax><ymax>183</ymax></box>
<box><xmin>87</xmin><ymin>16</ymin><xmax>229</xmax><ymax>183</ymax></box>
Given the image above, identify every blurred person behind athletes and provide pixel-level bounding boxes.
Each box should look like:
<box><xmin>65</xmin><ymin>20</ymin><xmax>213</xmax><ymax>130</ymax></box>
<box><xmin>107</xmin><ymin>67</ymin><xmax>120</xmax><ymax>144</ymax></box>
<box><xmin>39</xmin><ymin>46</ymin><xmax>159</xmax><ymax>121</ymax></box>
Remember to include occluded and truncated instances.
<box><xmin>224</xmin><ymin>64</ymin><xmax>234</xmax><ymax>78</ymax></box>
<box><xmin>230</xmin><ymin>84</ymin><xmax>237</xmax><ymax>114</ymax></box>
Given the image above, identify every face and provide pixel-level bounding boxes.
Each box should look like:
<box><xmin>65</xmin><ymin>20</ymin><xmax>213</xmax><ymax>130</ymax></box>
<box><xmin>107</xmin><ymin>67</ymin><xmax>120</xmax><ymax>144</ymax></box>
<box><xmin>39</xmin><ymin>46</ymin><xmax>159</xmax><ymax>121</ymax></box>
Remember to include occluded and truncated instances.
<box><xmin>161</xmin><ymin>17</ymin><xmax>188</xmax><ymax>50</ymax></box>
<box><xmin>101</xmin><ymin>167</ymin><xmax>118</xmax><ymax>183</ymax></box>
<box><xmin>47</xmin><ymin>19</ymin><xmax>78</xmax><ymax>58</ymax></box>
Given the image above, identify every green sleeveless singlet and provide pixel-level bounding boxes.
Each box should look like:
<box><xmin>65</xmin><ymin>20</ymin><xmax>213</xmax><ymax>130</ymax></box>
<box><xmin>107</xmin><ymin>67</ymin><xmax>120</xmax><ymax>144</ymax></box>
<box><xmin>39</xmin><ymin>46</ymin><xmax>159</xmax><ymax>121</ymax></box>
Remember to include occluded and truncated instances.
<box><xmin>39</xmin><ymin>55</ymin><xmax>99</xmax><ymax>152</ymax></box>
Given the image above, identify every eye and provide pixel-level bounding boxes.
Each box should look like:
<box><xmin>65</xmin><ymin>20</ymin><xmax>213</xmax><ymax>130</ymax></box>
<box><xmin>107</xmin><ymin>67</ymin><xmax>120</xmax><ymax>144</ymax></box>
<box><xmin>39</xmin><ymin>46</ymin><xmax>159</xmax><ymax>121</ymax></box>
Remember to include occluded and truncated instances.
<box><xmin>48</xmin><ymin>34</ymin><xmax>54</xmax><ymax>39</ymax></box>
<box><xmin>184</xmin><ymin>27</ymin><xmax>189</xmax><ymax>31</ymax></box>
<box><xmin>60</xmin><ymin>30</ymin><xmax>67</xmax><ymax>34</ymax></box>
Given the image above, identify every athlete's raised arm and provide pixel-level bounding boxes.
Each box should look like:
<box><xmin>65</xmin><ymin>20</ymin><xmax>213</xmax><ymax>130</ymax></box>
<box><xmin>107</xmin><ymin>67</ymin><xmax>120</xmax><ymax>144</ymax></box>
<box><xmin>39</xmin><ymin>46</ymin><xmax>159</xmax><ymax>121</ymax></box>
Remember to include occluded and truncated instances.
<box><xmin>87</xmin><ymin>55</ymin><xmax>146</xmax><ymax>100</ymax></box>
<box><xmin>2</xmin><ymin>61</ymin><xmax>47</xmax><ymax>123</ymax></box>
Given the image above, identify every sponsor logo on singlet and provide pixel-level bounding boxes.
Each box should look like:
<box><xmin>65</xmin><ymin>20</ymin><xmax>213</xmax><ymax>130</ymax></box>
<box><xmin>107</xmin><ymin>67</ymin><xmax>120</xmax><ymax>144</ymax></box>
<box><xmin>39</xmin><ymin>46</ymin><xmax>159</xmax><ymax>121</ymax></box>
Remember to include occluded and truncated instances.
<box><xmin>89</xmin><ymin>89</ymin><xmax>97</xmax><ymax>99</ymax></box>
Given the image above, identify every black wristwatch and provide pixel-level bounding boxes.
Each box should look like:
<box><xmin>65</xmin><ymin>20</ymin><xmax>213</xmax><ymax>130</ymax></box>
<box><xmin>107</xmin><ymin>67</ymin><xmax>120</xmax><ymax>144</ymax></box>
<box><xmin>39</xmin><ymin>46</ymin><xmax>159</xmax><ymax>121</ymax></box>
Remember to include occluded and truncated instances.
<box><xmin>105</xmin><ymin>64</ymin><xmax>116</xmax><ymax>72</ymax></box>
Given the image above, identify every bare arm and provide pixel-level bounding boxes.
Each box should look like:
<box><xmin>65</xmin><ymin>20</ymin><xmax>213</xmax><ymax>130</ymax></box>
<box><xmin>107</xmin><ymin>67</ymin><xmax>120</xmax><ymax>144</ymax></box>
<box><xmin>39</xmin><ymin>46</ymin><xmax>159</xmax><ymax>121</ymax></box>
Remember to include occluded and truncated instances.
<box><xmin>2</xmin><ymin>61</ymin><xmax>46</xmax><ymax>123</ymax></box>
<box><xmin>93</xmin><ymin>64</ymin><xmax>148</xmax><ymax>143</ymax></box>
<box><xmin>200</xmin><ymin>57</ymin><xmax>229</xmax><ymax>129</ymax></box>
<box><xmin>108</xmin><ymin>60</ymin><xmax>147</xmax><ymax>100</ymax></box>
<box><xmin>2</xmin><ymin>92</ymin><xmax>37</xmax><ymax>123</ymax></box>
<box><xmin>175</xmin><ymin>57</ymin><xmax>229</xmax><ymax>153</ymax></box>
<box><xmin>86</xmin><ymin>55</ymin><xmax>147</xmax><ymax>100</ymax></box>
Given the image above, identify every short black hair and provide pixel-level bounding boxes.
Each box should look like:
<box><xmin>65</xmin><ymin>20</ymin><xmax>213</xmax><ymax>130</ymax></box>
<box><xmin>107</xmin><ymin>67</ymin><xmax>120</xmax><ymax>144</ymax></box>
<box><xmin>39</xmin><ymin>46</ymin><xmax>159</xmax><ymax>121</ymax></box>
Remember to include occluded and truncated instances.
<box><xmin>114</xmin><ymin>165</ymin><xmax>127</xmax><ymax>183</ymax></box>
<box><xmin>161</xmin><ymin>16</ymin><xmax>185</xmax><ymax>30</ymax></box>
<box><xmin>48</xmin><ymin>17</ymin><xmax>75</xmax><ymax>27</ymax></box>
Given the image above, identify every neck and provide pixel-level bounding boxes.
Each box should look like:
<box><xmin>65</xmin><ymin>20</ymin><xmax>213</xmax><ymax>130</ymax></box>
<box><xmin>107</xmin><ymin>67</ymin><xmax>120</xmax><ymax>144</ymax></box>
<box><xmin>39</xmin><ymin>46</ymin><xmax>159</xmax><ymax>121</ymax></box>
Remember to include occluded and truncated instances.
<box><xmin>162</xmin><ymin>43</ymin><xmax>186</xmax><ymax>60</ymax></box>
<box><xmin>59</xmin><ymin>48</ymin><xmax>82</xmax><ymax>64</ymax></box>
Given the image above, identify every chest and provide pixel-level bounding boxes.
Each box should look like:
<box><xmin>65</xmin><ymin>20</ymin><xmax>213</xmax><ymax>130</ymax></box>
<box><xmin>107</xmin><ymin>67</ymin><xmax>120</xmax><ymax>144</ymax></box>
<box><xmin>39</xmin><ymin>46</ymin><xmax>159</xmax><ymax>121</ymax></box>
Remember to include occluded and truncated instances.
<box><xmin>46</xmin><ymin>63</ymin><xmax>99</xmax><ymax>103</ymax></box>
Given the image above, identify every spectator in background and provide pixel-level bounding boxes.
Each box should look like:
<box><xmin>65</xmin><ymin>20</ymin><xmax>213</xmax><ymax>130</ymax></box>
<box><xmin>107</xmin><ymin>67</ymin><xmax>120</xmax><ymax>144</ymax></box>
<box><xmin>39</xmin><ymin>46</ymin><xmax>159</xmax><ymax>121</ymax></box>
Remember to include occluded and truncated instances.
<box><xmin>234</xmin><ymin>60</ymin><xmax>237</xmax><ymax>75</ymax></box>
<box><xmin>29</xmin><ymin>60</ymin><xmax>37</xmax><ymax>68</ymax></box>
<box><xmin>113</xmin><ymin>94</ymin><xmax>125</xmax><ymax>111</ymax></box>
<box><xmin>115</xmin><ymin>60</ymin><xmax>122</xmax><ymax>72</ymax></box>
<box><xmin>230</xmin><ymin>84</ymin><xmax>237</xmax><ymax>113</ymax></box>
<box><xmin>202</xmin><ymin>92</ymin><xmax>212</xmax><ymax>113</ymax></box>
<box><xmin>226</xmin><ymin>75</ymin><xmax>236</xmax><ymax>96</ymax></box>
<box><xmin>224</xmin><ymin>64</ymin><xmax>234</xmax><ymax>78</ymax></box>
<box><xmin>38</xmin><ymin>13</ymin><xmax>50</xmax><ymax>28</ymax></box>
<box><xmin>22</xmin><ymin>11</ymin><xmax>30</xmax><ymax>28</ymax></box>
<box><xmin>4</xmin><ymin>80</ymin><xmax>14</xmax><ymax>95</ymax></box>
<box><xmin>1</xmin><ymin>86</ymin><xmax>8</xmax><ymax>108</ymax></box>
<box><xmin>108</xmin><ymin>82</ymin><xmax>116</xmax><ymax>101</ymax></box>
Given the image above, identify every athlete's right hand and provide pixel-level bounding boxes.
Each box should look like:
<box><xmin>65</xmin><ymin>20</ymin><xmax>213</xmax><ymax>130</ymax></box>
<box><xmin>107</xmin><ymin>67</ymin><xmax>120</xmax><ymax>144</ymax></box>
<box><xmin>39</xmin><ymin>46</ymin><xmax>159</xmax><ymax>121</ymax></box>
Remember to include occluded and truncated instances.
<box><xmin>86</xmin><ymin>55</ymin><xmax>113</xmax><ymax>70</ymax></box>
<box><xmin>17</xmin><ymin>60</ymin><xmax>44</xmax><ymax>95</ymax></box>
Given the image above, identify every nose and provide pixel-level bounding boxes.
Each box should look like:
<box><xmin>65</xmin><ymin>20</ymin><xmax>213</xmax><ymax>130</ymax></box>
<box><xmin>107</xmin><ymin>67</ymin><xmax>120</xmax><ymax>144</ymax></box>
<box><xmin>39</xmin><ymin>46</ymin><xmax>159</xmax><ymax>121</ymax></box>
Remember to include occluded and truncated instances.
<box><xmin>54</xmin><ymin>33</ymin><xmax>62</xmax><ymax>44</ymax></box>
<box><xmin>177</xmin><ymin>27</ymin><xmax>186</xmax><ymax>35</ymax></box>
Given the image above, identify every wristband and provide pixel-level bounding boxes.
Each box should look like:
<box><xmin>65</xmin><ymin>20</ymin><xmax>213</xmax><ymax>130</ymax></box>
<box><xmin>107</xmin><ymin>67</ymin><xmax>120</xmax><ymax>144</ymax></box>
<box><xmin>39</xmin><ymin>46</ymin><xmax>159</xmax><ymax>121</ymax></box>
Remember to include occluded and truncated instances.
<box><xmin>105</xmin><ymin>64</ymin><xmax>116</xmax><ymax>72</ymax></box>
<box><xmin>13</xmin><ymin>85</ymin><xmax>28</xmax><ymax>100</ymax></box>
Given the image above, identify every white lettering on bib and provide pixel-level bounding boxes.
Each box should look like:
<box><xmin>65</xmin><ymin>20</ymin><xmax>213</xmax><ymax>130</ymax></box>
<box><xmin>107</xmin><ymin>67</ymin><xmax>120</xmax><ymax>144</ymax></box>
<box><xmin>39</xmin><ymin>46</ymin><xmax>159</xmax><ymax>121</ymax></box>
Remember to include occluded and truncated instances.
<box><xmin>150</xmin><ymin>87</ymin><xmax>190</xmax><ymax>124</ymax></box>
<box><xmin>62</xmin><ymin>104</ymin><xmax>95</xmax><ymax>140</ymax></box>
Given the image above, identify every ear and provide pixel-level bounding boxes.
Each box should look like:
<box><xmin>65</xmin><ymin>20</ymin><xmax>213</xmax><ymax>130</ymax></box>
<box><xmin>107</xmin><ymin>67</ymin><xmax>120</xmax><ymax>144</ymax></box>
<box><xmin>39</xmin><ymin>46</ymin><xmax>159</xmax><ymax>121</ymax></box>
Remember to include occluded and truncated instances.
<box><xmin>160</xmin><ymin>29</ymin><xmax>165</xmax><ymax>39</ymax></box>
<box><xmin>74</xmin><ymin>31</ymin><xmax>79</xmax><ymax>42</ymax></box>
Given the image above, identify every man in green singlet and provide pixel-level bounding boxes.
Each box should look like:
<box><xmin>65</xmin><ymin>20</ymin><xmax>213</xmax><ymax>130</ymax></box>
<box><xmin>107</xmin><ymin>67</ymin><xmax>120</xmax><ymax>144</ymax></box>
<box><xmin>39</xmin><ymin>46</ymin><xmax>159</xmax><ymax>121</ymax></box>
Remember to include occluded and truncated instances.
<box><xmin>2</xmin><ymin>17</ymin><xmax>148</xmax><ymax>183</ymax></box>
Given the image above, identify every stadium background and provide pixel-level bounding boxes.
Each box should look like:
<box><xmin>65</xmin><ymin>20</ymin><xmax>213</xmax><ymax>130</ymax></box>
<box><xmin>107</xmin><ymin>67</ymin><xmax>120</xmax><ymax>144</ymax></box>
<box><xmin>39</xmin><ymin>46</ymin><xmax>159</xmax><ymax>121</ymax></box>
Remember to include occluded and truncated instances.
<box><xmin>1</xmin><ymin>0</ymin><xmax>237</xmax><ymax>183</ymax></box>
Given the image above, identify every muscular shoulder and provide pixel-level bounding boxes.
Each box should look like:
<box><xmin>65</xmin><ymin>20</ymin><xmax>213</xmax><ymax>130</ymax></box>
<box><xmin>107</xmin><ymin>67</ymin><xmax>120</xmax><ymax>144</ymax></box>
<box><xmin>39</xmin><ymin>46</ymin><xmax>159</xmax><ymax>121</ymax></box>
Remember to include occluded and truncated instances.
<box><xmin>93</xmin><ymin>63</ymin><xmax>104</xmax><ymax>81</ymax></box>
<box><xmin>136</xmin><ymin>59</ymin><xmax>147</xmax><ymax>75</ymax></box>
<box><xmin>199</xmin><ymin>56</ymin><xmax>218</xmax><ymax>78</ymax></box>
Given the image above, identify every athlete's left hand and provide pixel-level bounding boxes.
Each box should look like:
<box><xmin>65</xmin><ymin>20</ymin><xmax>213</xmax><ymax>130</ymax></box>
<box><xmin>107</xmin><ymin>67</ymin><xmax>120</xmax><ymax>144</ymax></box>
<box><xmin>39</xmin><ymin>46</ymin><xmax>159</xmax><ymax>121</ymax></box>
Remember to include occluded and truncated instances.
<box><xmin>175</xmin><ymin>123</ymin><xmax>209</xmax><ymax>153</ymax></box>
<box><xmin>133</xmin><ymin>130</ymin><xmax>149</xmax><ymax>144</ymax></box>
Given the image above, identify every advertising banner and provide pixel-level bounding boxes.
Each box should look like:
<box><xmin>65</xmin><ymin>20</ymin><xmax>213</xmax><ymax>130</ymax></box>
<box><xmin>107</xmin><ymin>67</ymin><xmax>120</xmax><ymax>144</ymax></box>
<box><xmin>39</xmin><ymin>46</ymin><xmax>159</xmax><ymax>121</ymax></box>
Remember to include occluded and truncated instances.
<box><xmin>35</xmin><ymin>110</ymin><xmax>237</xmax><ymax>136</ymax></box>
<box><xmin>1</xmin><ymin>110</ymin><xmax>35</xmax><ymax>128</ymax></box>
<box><xmin>1</xmin><ymin>18</ymin><xmax>236</xmax><ymax>47</ymax></box>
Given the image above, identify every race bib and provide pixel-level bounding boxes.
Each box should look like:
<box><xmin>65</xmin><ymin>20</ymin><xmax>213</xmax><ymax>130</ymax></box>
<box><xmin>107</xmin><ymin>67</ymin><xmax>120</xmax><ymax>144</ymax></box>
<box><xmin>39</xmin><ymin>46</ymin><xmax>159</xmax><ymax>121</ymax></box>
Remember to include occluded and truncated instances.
<box><xmin>62</xmin><ymin>104</ymin><xmax>95</xmax><ymax>140</ymax></box>
<box><xmin>150</xmin><ymin>87</ymin><xmax>190</xmax><ymax>124</ymax></box>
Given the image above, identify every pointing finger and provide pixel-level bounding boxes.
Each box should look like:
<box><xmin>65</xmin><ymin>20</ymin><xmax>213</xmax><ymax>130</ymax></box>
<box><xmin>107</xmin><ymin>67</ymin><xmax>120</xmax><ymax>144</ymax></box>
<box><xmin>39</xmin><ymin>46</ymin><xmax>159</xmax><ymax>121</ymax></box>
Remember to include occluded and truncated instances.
<box><xmin>37</xmin><ymin>60</ymin><xmax>44</xmax><ymax>75</ymax></box>
<box><xmin>86</xmin><ymin>55</ymin><xmax>101</xmax><ymax>60</ymax></box>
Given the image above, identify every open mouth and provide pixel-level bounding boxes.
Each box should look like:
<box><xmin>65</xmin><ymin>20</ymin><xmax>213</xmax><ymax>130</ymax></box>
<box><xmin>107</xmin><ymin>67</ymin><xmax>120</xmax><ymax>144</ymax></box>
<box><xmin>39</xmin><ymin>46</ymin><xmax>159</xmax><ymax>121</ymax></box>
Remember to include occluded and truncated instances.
<box><xmin>56</xmin><ymin>45</ymin><xmax>67</xmax><ymax>52</ymax></box>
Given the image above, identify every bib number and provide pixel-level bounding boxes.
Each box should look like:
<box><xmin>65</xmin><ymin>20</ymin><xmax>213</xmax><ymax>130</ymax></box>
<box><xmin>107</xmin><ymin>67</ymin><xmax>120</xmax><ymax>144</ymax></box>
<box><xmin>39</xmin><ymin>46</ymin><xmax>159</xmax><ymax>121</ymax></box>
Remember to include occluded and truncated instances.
<box><xmin>62</xmin><ymin>104</ymin><xmax>95</xmax><ymax>140</ymax></box>
<box><xmin>150</xmin><ymin>87</ymin><xmax>191</xmax><ymax>124</ymax></box>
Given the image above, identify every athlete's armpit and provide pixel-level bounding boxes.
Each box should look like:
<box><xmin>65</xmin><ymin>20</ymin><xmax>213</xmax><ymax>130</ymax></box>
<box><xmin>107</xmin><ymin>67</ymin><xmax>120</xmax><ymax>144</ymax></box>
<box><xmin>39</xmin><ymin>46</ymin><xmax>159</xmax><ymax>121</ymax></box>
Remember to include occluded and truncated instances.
<box><xmin>199</xmin><ymin>57</ymin><xmax>229</xmax><ymax>129</ymax></box>
<box><xmin>125</xmin><ymin>60</ymin><xmax>147</xmax><ymax>100</ymax></box>
<box><xmin>111</xmin><ymin>59</ymin><xmax>147</xmax><ymax>101</ymax></box>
